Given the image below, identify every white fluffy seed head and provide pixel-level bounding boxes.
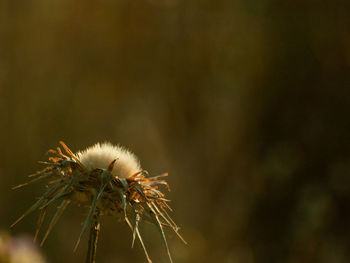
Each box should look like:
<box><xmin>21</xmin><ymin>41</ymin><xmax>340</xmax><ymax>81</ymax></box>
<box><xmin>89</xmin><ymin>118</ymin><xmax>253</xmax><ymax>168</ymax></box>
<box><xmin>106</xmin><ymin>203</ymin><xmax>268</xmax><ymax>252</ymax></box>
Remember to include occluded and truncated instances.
<box><xmin>76</xmin><ymin>142</ymin><xmax>141</xmax><ymax>178</ymax></box>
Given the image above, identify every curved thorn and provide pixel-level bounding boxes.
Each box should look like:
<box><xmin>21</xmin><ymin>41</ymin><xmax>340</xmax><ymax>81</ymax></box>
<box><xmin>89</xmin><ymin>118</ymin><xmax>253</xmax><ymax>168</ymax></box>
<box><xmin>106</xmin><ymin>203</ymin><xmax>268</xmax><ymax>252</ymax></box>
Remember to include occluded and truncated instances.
<box><xmin>107</xmin><ymin>159</ymin><xmax>117</xmax><ymax>172</ymax></box>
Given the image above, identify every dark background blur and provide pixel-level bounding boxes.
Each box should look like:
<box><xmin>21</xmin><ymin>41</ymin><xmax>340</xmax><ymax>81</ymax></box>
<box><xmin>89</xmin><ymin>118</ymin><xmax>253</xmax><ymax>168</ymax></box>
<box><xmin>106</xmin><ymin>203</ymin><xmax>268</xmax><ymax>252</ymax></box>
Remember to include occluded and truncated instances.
<box><xmin>1</xmin><ymin>0</ymin><xmax>350</xmax><ymax>262</ymax></box>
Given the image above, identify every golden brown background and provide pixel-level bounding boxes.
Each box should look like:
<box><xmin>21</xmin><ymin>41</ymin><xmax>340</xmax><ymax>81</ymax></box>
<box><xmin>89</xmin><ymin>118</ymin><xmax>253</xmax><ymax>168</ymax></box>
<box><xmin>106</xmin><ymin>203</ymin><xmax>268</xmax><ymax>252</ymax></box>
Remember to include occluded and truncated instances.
<box><xmin>1</xmin><ymin>0</ymin><xmax>350</xmax><ymax>262</ymax></box>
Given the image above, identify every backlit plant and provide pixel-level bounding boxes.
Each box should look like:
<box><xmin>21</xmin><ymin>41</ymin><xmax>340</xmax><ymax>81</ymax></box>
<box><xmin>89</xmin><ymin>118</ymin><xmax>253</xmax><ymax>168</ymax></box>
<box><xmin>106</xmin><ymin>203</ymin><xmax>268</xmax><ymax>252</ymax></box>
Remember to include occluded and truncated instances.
<box><xmin>11</xmin><ymin>141</ymin><xmax>185</xmax><ymax>263</ymax></box>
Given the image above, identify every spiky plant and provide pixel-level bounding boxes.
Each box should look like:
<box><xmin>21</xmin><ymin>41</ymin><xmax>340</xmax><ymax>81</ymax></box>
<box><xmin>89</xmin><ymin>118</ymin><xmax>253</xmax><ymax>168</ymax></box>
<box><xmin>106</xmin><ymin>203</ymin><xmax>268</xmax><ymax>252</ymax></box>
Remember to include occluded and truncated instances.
<box><xmin>11</xmin><ymin>141</ymin><xmax>186</xmax><ymax>263</ymax></box>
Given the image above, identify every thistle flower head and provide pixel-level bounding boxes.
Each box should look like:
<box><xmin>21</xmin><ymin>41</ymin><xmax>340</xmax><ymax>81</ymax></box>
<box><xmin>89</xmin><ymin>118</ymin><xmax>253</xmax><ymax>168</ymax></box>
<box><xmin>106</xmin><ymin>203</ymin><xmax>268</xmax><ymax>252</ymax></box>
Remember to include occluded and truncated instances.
<box><xmin>11</xmin><ymin>141</ymin><xmax>185</xmax><ymax>263</ymax></box>
<box><xmin>76</xmin><ymin>142</ymin><xmax>141</xmax><ymax>179</ymax></box>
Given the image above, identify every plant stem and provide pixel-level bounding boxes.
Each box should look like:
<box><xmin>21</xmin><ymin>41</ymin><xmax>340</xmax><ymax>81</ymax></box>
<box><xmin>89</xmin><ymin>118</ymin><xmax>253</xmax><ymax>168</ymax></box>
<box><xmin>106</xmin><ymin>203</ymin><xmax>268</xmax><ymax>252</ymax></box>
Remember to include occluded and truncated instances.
<box><xmin>85</xmin><ymin>212</ymin><xmax>101</xmax><ymax>263</ymax></box>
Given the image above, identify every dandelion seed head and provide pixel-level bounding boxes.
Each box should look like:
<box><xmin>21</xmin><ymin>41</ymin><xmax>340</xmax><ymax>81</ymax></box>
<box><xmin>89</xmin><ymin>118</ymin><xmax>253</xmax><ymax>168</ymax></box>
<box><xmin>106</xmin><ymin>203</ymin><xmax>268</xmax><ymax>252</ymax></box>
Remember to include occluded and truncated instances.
<box><xmin>76</xmin><ymin>142</ymin><xmax>141</xmax><ymax>178</ymax></box>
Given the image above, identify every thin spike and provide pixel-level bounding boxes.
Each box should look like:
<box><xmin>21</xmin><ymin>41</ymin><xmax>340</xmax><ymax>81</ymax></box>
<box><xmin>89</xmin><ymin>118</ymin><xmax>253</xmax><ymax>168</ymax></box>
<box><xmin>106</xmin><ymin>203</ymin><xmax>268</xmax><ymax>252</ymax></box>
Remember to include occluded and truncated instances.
<box><xmin>159</xmin><ymin>206</ymin><xmax>187</xmax><ymax>245</ymax></box>
<box><xmin>48</xmin><ymin>157</ymin><xmax>60</xmax><ymax>163</ymax></box>
<box><xmin>125</xmin><ymin>218</ymin><xmax>152</xmax><ymax>263</ymax></box>
<box><xmin>56</xmin><ymin>146</ymin><xmax>69</xmax><ymax>159</ymax></box>
<box><xmin>38</xmin><ymin>161</ymin><xmax>58</xmax><ymax>166</ymax></box>
<box><xmin>147</xmin><ymin>173</ymin><xmax>169</xmax><ymax>180</ymax></box>
<box><xmin>40</xmin><ymin>182</ymin><xmax>72</xmax><ymax>209</ymax></box>
<box><xmin>59</xmin><ymin>141</ymin><xmax>83</xmax><ymax>166</ymax></box>
<box><xmin>152</xmin><ymin>181</ymin><xmax>170</xmax><ymax>191</ymax></box>
<box><xmin>128</xmin><ymin>171</ymin><xmax>142</xmax><ymax>178</ymax></box>
<box><xmin>86</xmin><ymin>212</ymin><xmax>101</xmax><ymax>263</ymax></box>
<box><xmin>11</xmin><ymin>182</ymin><xmax>64</xmax><ymax>228</ymax></box>
<box><xmin>28</xmin><ymin>167</ymin><xmax>55</xmax><ymax>177</ymax></box>
<box><xmin>59</xmin><ymin>141</ymin><xmax>75</xmax><ymax>157</ymax></box>
<box><xmin>159</xmin><ymin>206</ymin><xmax>175</xmax><ymax>226</ymax></box>
<box><xmin>12</xmin><ymin>173</ymin><xmax>52</xmax><ymax>190</ymax></box>
<box><xmin>34</xmin><ymin>207</ymin><xmax>47</xmax><ymax>242</ymax></box>
<box><xmin>134</xmin><ymin>184</ymin><xmax>149</xmax><ymax>200</ymax></box>
<box><xmin>131</xmin><ymin>210</ymin><xmax>140</xmax><ymax>248</ymax></box>
<box><xmin>148</xmin><ymin>204</ymin><xmax>173</xmax><ymax>263</ymax></box>
<box><xmin>117</xmin><ymin>188</ymin><xmax>127</xmax><ymax>219</ymax></box>
<box><xmin>164</xmin><ymin>202</ymin><xmax>173</xmax><ymax>212</ymax></box>
<box><xmin>151</xmin><ymin>203</ymin><xmax>175</xmax><ymax>230</ymax></box>
<box><xmin>135</xmin><ymin>225</ymin><xmax>152</xmax><ymax>263</ymax></box>
<box><xmin>56</xmin><ymin>147</ymin><xmax>63</xmax><ymax>155</ymax></box>
<box><xmin>74</xmin><ymin>191</ymin><xmax>98</xmax><ymax>252</ymax></box>
<box><xmin>47</xmin><ymin>149</ymin><xmax>57</xmax><ymax>154</ymax></box>
<box><xmin>40</xmin><ymin>199</ymin><xmax>70</xmax><ymax>246</ymax></box>
<box><xmin>74</xmin><ymin>182</ymin><xmax>107</xmax><ymax>252</ymax></box>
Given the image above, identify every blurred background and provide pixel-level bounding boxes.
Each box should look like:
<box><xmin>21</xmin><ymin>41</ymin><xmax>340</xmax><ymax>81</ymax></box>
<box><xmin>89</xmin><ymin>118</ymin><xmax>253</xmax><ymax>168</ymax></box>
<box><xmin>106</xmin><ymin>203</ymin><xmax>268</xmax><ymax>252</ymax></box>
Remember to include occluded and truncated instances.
<box><xmin>1</xmin><ymin>0</ymin><xmax>350</xmax><ymax>262</ymax></box>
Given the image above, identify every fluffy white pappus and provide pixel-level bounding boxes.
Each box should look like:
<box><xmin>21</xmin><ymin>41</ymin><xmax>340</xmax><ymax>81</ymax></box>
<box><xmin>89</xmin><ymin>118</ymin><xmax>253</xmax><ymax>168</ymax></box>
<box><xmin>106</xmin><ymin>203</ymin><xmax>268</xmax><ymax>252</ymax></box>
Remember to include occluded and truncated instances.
<box><xmin>76</xmin><ymin>142</ymin><xmax>141</xmax><ymax>178</ymax></box>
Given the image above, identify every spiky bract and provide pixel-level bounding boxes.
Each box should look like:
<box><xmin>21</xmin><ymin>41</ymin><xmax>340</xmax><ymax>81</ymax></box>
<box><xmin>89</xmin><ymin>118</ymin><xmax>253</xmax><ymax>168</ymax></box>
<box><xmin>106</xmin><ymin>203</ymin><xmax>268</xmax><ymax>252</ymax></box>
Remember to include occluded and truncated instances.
<box><xmin>11</xmin><ymin>141</ymin><xmax>185</xmax><ymax>263</ymax></box>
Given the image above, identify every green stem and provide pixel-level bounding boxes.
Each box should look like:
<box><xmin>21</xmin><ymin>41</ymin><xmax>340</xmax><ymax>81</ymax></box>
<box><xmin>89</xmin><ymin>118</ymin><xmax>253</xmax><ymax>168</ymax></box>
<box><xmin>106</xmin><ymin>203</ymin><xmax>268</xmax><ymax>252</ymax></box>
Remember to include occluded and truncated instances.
<box><xmin>85</xmin><ymin>211</ymin><xmax>101</xmax><ymax>263</ymax></box>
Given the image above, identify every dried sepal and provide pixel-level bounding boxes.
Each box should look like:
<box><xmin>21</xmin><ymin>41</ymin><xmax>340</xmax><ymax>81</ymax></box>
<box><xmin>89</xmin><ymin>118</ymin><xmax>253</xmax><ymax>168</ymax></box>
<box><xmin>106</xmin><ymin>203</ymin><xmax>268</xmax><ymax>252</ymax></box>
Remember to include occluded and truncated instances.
<box><xmin>11</xmin><ymin>141</ymin><xmax>185</xmax><ymax>262</ymax></box>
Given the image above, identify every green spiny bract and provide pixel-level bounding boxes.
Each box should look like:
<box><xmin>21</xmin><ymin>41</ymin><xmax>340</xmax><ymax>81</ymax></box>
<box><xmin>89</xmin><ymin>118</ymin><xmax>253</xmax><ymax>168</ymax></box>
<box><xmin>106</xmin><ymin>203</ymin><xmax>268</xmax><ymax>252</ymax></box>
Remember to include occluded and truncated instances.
<box><xmin>12</xmin><ymin>141</ymin><xmax>186</xmax><ymax>263</ymax></box>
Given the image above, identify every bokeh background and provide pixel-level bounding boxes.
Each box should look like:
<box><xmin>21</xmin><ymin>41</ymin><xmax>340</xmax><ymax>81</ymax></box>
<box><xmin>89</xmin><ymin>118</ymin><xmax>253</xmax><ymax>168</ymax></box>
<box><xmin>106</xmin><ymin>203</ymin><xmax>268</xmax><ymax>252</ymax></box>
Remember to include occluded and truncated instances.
<box><xmin>1</xmin><ymin>0</ymin><xmax>350</xmax><ymax>262</ymax></box>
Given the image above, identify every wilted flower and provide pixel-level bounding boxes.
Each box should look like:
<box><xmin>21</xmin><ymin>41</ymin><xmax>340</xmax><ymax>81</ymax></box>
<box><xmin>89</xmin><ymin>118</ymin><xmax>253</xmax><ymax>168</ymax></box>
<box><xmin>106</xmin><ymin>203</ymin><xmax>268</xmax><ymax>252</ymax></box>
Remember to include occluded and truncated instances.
<box><xmin>11</xmin><ymin>142</ymin><xmax>185</xmax><ymax>263</ymax></box>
